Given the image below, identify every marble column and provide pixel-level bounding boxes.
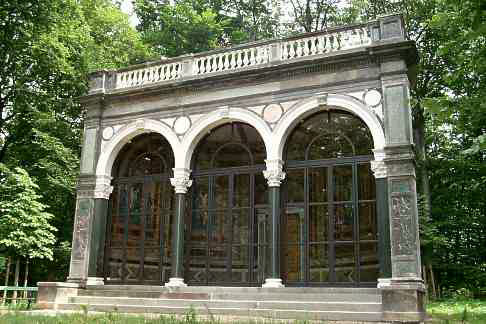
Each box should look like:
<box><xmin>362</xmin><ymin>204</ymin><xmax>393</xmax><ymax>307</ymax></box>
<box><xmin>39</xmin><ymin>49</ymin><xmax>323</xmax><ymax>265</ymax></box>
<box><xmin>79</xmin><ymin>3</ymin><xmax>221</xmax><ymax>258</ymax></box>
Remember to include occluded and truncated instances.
<box><xmin>166</xmin><ymin>168</ymin><xmax>192</xmax><ymax>287</ymax></box>
<box><xmin>261</xmin><ymin>159</ymin><xmax>285</xmax><ymax>288</ymax></box>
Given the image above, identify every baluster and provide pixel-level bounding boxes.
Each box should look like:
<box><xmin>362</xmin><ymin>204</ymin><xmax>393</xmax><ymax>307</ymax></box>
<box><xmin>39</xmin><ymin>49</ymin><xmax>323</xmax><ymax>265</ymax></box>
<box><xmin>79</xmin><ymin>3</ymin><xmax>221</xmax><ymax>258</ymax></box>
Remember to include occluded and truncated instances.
<box><xmin>310</xmin><ymin>37</ymin><xmax>317</xmax><ymax>55</ymax></box>
<box><xmin>281</xmin><ymin>43</ymin><xmax>288</xmax><ymax>60</ymax></box>
<box><xmin>249</xmin><ymin>48</ymin><xmax>256</xmax><ymax>65</ymax></box>
<box><xmin>194</xmin><ymin>60</ymin><xmax>200</xmax><ymax>75</ymax></box>
<box><xmin>289</xmin><ymin>41</ymin><xmax>296</xmax><ymax>59</ymax></box>
<box><xmin>171</xmin><ymin>63</ymin><xmax>178</xmax><ymax>79</ymax></box>
<box><xmin>216</xmin><ymin>54</ymin><xmax>223</xmax><ymax>71</ymax></box>
<box><xmin>303</xmin><ymin>38</ymin><xmax>310</xmax><ymax>56</ymax></box>
<box><xmin>236</xmin><ymin>51</ymin><xmax>242</xmax><ymax>68</ymax></box>
<box><xmin>202</xmin><ymin>57</ymin><xmax>211</xmax><ymax>73</ymax></box>
<box><xmin>241</xmin><ymin>49</ymin><xmax>248</xmax><ymax>66</ymax></box>
<box><xmin>296</xmin><ymin>40</ymin><xmax>303</xmax><ymax>57</ymax></box>
<box><xmin>229</xmin><ymin>52</ymin><xmax>236</xmax><ymax>69</ymax></box>
<box><xmin>223</xmin><ymin>53</ymin><xmax>230</xmax><ymax>70</ymax></box>
<box><xmin>210</xmin><ymin>55</ymin><xmax>216</xmax><ymax>72</ymax></box>
<box><xmin>317</xmin><ymin>35</ymin><xmax>325</xmax><ymax>54</ymax></box>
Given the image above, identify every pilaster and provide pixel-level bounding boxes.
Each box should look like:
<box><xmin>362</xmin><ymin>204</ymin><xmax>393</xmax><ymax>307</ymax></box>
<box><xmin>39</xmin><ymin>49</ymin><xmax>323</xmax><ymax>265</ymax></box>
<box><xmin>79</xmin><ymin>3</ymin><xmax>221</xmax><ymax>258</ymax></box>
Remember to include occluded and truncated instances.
<box><xmin>67</xmin><ymin>175</ymin><xmax>113</xmax><ymax>285</ymax></box>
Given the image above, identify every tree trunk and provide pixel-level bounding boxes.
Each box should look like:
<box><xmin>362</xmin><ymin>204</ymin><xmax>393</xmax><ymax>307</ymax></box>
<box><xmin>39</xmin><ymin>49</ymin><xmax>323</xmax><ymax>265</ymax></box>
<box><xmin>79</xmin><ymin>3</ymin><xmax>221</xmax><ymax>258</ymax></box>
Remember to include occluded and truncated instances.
<box><xmin>429</xmin><ymin>263</ymin><xmax>437</xmax><ymax>299</ymax></box>
<box><xmin>23</xmin><ymin>259</ymin><xmax>29</xmax><ymax>299</ymax></box>
<box><xmin>2</xmin><ymin>256</ymin><xmax>11</xmax><ymax>305</ymax></box>
<box><xmin>12</xmin><ymin>259</ymin><xmax>20</xmax><ymax>305</ymax></box>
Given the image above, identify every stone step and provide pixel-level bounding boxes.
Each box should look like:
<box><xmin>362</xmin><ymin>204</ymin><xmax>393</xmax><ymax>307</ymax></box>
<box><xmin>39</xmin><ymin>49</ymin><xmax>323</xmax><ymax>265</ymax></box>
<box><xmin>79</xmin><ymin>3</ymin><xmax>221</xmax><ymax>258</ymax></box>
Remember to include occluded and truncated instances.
<box><xmin>79</xmin><ymin>286</ymin><xmax>381</xmax><ymax>303</ymax></box>
<box><xmin>58</xmin><ymin>303</ymin><xmax>384</xmax><ymax>322</ymax></box>
<box><xmin>78</xmin><ymin>289</ymin><xmax>381</xmax><ymax>303</ymax></box>
<box><xmin>69</xmin><ymin>296</ymin><xmax>382</xmax><ymax>312</ymax></box>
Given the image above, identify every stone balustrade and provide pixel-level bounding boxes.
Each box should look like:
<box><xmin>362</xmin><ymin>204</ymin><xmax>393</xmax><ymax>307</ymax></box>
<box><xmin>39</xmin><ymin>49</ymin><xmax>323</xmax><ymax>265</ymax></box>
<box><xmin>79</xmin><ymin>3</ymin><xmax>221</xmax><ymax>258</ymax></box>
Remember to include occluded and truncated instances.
<box><xmin>88</xmin><ymin>14</ymin><xmax>405</xmax><ymax>94</ymax></box>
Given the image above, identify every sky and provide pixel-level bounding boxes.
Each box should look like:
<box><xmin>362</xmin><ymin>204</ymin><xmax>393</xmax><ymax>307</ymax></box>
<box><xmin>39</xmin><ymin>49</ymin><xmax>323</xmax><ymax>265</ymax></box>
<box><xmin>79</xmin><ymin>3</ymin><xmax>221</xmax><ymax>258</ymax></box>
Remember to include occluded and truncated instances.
<box><xmin>120</xmin><ymin>0</ymin><xmax>139</xmax><ymax>27</ymax></box>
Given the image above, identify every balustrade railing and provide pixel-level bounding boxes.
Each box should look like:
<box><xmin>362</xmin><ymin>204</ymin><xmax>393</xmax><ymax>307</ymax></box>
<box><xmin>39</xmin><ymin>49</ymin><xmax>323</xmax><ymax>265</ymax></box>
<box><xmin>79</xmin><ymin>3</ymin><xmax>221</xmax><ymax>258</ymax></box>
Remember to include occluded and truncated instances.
<box><xmin>193</xmin><ymin>45</ymin><xmax>270</xmax><ymax>75</ymax></box>
<box><xmin>281</xmin><ymin>26</ymin><xmax>371</xmax><ymax>61</ymax></box>
<box><xmin>96</xmin><ymin>15</ymin><xmax>404</xmax><ymax>92</ymax></box>
<box><xmin>116</xmin><ymin>61</ymin><xmax>182</xmax><ymax>88</ymax></box>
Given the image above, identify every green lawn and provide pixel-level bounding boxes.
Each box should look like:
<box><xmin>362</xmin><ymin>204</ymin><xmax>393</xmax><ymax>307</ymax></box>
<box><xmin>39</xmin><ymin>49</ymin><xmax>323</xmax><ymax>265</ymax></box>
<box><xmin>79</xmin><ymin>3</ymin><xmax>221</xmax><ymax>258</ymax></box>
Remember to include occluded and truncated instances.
<box><xmin>0</xmin><ymin>300</ymin><xmax>485</xmax><ymax>323</ymax></box>
<box><xmin>427</xmin><ymin>299</ymin><xmax>486</xmax><ymax>323</ymax></box>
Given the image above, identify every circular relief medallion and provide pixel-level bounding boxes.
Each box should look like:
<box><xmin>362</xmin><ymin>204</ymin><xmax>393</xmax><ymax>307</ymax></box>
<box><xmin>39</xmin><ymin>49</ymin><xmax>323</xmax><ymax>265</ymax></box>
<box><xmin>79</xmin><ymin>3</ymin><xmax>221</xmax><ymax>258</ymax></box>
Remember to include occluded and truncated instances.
<box><xmin>263</xmin><ymin>104</ymin><xmax>284</xmax><ymax>124</ymax></box>
<box><xmin>363</xmin><ymin>89</ymin><xmax>382</xmax><ymax>107</ymax></box>
<box><xmin>173</xmin><ymin>115</ymin><xmax>192</xmax><ymax>135</ymax></box>
<box><xmin>102</xmin><ymin>126</ymin><xmax>114</xmax><ymax>141</ymax></box>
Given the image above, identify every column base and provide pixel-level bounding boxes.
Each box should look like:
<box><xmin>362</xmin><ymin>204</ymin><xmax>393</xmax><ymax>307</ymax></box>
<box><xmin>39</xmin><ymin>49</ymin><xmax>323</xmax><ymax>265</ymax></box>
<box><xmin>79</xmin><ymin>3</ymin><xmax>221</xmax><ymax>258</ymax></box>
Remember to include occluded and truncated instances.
<box><xmin>378</xmin><ymin>277</ymin><xmax>426</xmax><ymax>322</ymax></box>
<box><xmin>165</xmin><ymin>277</ymin><xmax>187</xmax><ymax>287</ymax></box>
<box><xmin>262</xmin><ymin>278</ymin><xmax>284</xmax><ymax>288</ymax></box>
<box><xmin>86</xmin><ymin>277</ymin><xmax>105</xmax><ymax>286</ymax></box>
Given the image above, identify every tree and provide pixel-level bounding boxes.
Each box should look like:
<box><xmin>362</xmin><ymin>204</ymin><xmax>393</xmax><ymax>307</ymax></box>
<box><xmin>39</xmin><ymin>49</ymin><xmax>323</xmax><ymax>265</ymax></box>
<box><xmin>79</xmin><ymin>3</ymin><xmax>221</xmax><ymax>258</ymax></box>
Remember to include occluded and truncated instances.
<box><xmin>0</xmin><ymin>0</ymin><xmax>154</xmax><ymax>283</ymax></box>
<box><xmin>0</xmin><ymin>165</ymin><xmax>57</xmax><ymax>260</ymax></box>
<box><xmin>134</xmin><ymin>0</ymin><xmax>226</xmax><ymax>57</ymax></box>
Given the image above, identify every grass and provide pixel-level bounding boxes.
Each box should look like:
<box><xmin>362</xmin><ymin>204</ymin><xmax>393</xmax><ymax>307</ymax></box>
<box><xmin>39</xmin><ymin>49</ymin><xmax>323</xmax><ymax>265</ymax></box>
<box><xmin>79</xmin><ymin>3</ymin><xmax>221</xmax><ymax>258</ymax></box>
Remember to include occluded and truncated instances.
<box><xmin>427</xmin><ymin>299</ymin><xmax>486</xmax><ymax>323</ymax></box>
<box><xmin>0</xmin><ymin>299</ymin><xmax>485</xmax><ymax>323</ymax></box>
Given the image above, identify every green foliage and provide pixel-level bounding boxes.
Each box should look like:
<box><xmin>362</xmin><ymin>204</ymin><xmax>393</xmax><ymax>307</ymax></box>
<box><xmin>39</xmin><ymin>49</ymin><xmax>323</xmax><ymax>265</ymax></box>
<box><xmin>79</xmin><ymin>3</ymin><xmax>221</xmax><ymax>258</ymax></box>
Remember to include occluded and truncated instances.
<box><xmin>134</xmin><ymin>0</ymin><xmax>227</xmax><ymax>57</ymax></box>
<box><xmin>428</xmin><ymin>299</ymin><xmax>486</xmax><ymax>324</ymax></box>
<box><xmin>0</xmin><ymin>165</ymin><xmax>57</xmax><ymax>260</ymax></box>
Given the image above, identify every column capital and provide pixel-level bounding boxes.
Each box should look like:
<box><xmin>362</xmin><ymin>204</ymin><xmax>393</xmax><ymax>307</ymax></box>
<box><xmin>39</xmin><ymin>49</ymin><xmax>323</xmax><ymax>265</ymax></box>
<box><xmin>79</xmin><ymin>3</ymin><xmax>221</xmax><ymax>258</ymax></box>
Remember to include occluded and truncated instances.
<box><xmin>170</xmin><ymin>168</ymin><xmax>193</xmax><ymax>194</ymax></box>
<box><xmin>76</xmin><ymin>175</ymin><xmax>113</xmax><ymax>200</ymax></box>
<box><xmin>263</xmin><ymin>159</ymin><xmax>286</xmax><ymax>187</ymax></box>
<box><xmin>370</xmin><ymin>160</ymin><xmax>388</xmax><ymax>178</ymax></box>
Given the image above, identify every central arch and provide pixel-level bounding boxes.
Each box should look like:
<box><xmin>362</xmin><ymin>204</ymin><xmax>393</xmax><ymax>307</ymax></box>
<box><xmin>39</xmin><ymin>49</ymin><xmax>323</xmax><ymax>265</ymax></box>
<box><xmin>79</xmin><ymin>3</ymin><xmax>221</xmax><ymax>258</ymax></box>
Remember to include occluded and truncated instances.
<box><xmin>185</xmin><ymin>122</ymin><xmax>270</xmax><ymax>286</ymax></box>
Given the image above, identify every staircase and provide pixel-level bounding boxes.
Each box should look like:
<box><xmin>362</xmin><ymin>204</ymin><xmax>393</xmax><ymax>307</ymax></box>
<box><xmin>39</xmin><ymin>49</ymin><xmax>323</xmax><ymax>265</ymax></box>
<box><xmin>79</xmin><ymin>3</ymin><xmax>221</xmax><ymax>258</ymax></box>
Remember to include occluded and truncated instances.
<box><xmin>57</xmin><ymin>285</ymin><xmax>386</xmax><ymax>322</ymax></box>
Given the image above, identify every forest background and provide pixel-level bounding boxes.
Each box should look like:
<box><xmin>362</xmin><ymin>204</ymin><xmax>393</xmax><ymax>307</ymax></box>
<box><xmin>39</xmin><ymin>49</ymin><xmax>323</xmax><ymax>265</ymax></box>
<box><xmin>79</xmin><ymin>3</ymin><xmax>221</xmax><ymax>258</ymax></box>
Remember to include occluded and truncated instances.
<box><xmin>0</xmin><ymin>0</ymin><xmax>484</xmax><ymax>298</ymax></box>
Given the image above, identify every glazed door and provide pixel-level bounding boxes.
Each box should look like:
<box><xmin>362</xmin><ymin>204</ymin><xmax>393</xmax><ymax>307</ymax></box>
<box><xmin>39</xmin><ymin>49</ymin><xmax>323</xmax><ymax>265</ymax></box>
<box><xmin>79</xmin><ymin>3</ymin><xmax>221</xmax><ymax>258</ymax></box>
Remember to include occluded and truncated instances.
<box><xmin>104</xmin><ymin>175</ymin><xmax>173</xmax><ymax>285</ymax></box>
<box><xmin>283</xmin><ymin>161</ymin><xmax>378</xmax><ymax>286</ymax></box>
<box><xmin>186</xmin><ymin>169</ymin><xmax>269</xmax><ymax>285</ymax></box>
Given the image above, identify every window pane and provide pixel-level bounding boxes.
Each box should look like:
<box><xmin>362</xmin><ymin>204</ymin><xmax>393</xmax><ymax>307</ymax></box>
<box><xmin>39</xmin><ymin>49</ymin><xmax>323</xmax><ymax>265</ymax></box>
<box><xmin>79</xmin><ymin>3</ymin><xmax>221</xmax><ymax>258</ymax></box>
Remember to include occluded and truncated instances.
<box><xmin>334</xmin><ymin>204</ymin><xmax>354</xmax><ymax>241</ymax></box>
<box><xmin>286</xmin><ymin>169</ymin><xmax>305</xmax><ymax>203</ymax></box>
<box><xmin>232</xmin><ymin>246</ymin><xmax>249</xmax><ymax>283</ymax></box>
<box><xmin>285</xmin><ymin>207</ymin><xmax>304</xmax><ymax>243</ymax></box>
<box><xmin>333</xmin><ymin>166</ymin><xmax>353</xmax><ymax>202</ymax></box>
<box><xmin>358</xmin><ymin>163</ymin><xmax>375</xmax><ymax>201</ymax></box>
<box><xmin>285</xmin><ymin>244</ymin><xmax>304</xmax><ymax>281</ymax></box>
<box><xmin>359</xmin><ymin>202</ymin><xmax>377</xmax><ymax>241</ymax></box>
<box><xmin>310</xmin><ymin>244</ymin><xmax>329</xmax><ymax>282</ymax></box>
<box><xmin>233</xmin><ymin>209</ymin><xmax>250</xmax><ymax>245</ymax></box>
<box><xmin>335</xmin><ymin>244</ymin><xmax>356</xmax><ymax>283</ymax></box>
<box><xmin>255</xmin><ymin>173</ymin><xmax>268</xmax><ymax>205</ymax></box>
<box><xmin>209</xmin><ymin>211</ymin><xmax>230</xmax><ymax>243</ymax></box>
<box><xmin>309</xmin><ymin>205</ymin><xmax>328</xmax><ymax>242</ymax></box>
<box><xmin>360</xmin><ymin>242</ymin><xmax>379</xmax><ymax>282</ymax></box>
<box><xmin>309</xmin><ymin>167</ymin><xmax>328</xmax><ymax>202</ymax></box>
<box><xmin>193</xmin><ymin>177</ymin><xmax>209</xmax><ymax>210</ymax></box>
<box><xmin>213</xmin><ymin>176</ymin><xmax>229</xmax><ymax>209</ymax></box>
<box><xmin>234</xmin><ymin>174</ymin><xmax>250</xmax><ymax>207</ymax></box>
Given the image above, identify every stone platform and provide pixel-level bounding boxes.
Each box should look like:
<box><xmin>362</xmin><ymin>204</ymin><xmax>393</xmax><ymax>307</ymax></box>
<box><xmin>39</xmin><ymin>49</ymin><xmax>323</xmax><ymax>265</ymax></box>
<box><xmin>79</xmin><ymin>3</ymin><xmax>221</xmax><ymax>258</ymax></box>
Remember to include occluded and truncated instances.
<box><xmin>37</xmin><ymin>283</ymin><xmax>425</xmax><ymax>323</ymax></box>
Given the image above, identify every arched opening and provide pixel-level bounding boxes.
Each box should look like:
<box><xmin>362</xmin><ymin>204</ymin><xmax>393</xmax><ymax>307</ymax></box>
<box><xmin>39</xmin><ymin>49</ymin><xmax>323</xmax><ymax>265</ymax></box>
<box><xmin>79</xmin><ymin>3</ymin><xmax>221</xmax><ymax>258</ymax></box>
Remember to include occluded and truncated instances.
<box><xmin>104</xmin><ymin>133</ymin><xmax>175</xmax><ymax>285</ymax></box>
<box><xmin>186</xmin><ymin>122</ymin><xmax>269</xmax><ymax>285</ymax></box>
<box><xmin>283</xmin><ymin>109</ymin><xmax>378</xmax><ymax>286</ymax></box>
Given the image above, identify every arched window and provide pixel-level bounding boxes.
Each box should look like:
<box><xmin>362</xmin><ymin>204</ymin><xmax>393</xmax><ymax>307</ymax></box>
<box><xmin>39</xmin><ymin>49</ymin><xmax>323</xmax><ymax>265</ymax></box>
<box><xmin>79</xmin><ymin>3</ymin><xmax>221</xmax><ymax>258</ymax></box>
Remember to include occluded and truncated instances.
<box><xmin>193</xmin><ymin>122</ymin><xmax>266</xmax><ymax>170</ymax></box>
<box><xmin>283</xmin><ymin>110</ymin><xmax>378</xmax><ymax>287</ymax></box>
<box><xmin>105</xmin><ymin>133</ymin><xmax>174</xmax><ymax>285</ymax></box>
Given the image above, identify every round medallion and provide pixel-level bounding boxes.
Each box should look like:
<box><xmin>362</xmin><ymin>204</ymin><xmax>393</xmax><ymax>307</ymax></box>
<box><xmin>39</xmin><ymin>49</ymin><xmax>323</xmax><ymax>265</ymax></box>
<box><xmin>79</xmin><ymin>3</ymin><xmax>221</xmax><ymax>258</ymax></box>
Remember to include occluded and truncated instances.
<box><xmin>102</xmin><ymin>126</ymin><xmax>114</xmax><ymax>141</ymax></box>
<box><xmin>263</xmin><ymin>104</ymin><xmax>284</xmax><ymax>124</ymax></box>
<box><xmin>173</xmin><ymin>115</ymin><xmax>192</xmax><ymax>135</ymax></box>
<box><xmin>363</xmin><ymin>89</ymin><xmax>382</xmax><ymax>107</ymax></box>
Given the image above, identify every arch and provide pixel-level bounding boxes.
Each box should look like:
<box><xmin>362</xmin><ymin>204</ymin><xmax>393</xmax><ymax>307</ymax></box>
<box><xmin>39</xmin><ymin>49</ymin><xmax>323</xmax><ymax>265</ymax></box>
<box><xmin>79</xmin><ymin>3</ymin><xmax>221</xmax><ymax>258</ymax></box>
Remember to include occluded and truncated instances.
<box><xmin>271</xmin><ymin>94</ymin><xmax>385</xmax><ymax>161</ymax></box>
<box><xmin>96</xmin><ymin>119</ymin><xmax>180</xmax><ymax>177</ymax></box>
<box><xmin>179</xmin><ymin>107</ymin><xmax>272</xmax><ymax>170</ymax></box>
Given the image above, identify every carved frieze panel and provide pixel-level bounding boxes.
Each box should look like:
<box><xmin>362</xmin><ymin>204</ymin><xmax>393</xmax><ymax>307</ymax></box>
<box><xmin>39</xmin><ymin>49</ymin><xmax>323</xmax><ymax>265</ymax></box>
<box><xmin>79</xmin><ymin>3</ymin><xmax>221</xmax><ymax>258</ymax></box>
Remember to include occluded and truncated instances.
<box><xmin>390</xmin><ymin>179</ymin><xmax>417</xmax><ymax>257</ymax></box>
<box><xmin>72</xmin><ymin>199</ymin><xmax>93</xmax><ymax>261</ymax></box>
